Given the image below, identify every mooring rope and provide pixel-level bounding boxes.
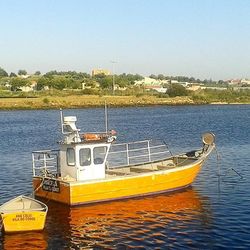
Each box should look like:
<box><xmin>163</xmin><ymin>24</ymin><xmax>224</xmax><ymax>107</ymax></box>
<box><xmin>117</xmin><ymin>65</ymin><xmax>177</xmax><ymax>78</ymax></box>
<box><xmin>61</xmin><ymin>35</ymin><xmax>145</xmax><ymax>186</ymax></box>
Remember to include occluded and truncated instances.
<box><xmin>30</xmin><ymin>176</ymin><xmax>46</xmax><ymax>198</ymax></box>
<box><xmin>215</xmin><ymin>145</ymin><xmax>244</xmax><ymax>185</ymax></box>
<box><xmin>0</xmin><ymin>216</ymin><xmax>4</xmax><ymax>232</ymax></box>
<box><xmin>230</xmin><ymin>168</ymin><xmax>243</xmax><ymax>179</ymax></box>
<box><xmin>220</xmin><ymin>167</ymin><xmax>244</xmax><ymax>181</ymax></box>
<box><xmin>214</xmin><ymin>145</ymin><xmax>221</xmax><ymax>178</ymax></box>
<box><xmin>42</xmin><ymin>179</ymin><xmax>60</xmax><ymax>204</ymax></box>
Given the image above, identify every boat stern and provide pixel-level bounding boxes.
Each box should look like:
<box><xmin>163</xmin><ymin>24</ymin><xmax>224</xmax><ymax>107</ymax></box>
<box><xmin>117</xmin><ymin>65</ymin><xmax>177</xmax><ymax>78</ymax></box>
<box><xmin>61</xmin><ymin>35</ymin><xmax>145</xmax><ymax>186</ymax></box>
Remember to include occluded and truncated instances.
<box><xmin>33</xmin><ymin>177</ymin><xmax>72</xmax><ymax>205</ymax></box>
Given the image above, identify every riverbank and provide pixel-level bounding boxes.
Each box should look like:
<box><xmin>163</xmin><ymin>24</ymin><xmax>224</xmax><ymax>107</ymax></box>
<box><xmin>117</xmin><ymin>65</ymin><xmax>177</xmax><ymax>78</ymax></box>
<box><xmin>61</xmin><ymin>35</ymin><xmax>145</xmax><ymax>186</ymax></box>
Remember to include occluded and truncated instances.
<box><xmin>0</xmin><ymin>95</ymin><xmax>197</xmax><ymax>110</ymax></box>
<box><xmin>1</xmin><ymin>95</ymin><xmax>250</xmax><ymax>110</ymax></box>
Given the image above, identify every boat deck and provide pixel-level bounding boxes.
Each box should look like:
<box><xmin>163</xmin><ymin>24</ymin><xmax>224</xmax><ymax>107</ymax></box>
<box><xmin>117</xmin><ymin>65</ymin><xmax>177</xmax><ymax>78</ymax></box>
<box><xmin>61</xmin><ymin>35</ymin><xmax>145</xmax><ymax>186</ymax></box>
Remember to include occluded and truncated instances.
<box><xmin>105</xmin><ymin>156</ymin><xmax>198</xmax><ymax>178</ymax></box>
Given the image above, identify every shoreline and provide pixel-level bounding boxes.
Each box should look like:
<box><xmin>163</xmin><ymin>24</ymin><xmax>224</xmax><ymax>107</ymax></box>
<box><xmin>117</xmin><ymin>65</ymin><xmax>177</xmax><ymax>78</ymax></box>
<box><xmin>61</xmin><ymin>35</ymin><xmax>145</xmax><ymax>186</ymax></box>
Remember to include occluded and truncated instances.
<box><xmin>0</xmin><ymin>95</ymin><xmax>195</xmax><ymax>110</ymax></box>
<box><xmin>0</xmin><ymin>95</ymin><xmax>249</xmax><ymax>110</ymax></box>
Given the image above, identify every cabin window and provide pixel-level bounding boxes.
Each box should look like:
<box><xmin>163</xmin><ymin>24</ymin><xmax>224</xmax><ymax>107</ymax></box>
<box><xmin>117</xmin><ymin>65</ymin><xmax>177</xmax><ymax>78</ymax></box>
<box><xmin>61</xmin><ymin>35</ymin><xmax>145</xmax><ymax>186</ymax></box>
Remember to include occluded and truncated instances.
<box><xmin>93</xmin><ymin>146</ymin><xmax>108</xmax><ymax>164</ymax></box>
<box><xmin>79</xmin><ymin>148</ymin><xmax>91</xmax><ymax>166</ymax></box>
<box><xmin>67</xmin><ymin>148</ymin><xmax>75</xmax><ymax>166</ymax></box>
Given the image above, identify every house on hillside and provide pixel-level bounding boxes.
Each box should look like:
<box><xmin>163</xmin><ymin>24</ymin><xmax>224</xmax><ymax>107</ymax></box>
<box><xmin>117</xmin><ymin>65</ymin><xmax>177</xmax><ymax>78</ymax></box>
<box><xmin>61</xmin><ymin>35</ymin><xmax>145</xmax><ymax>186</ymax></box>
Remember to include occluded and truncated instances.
<box><xmin>91</xmin><ymin>69</ymin><xmax>111</xmax><ymax>77</ymax></box>
<box><xmin>18</xmin><ymin>74</ymin><xmax>30</xmax><ymax>79</ymax></box>
<box><xmin>241</xmin><ymin>79</ymin><xmax>250</xmax><ymax>86</ymax></box>
<box><xmin>82</xmin><ymin>81</ymin><xmax>100</xmax><ymax>89</ymax></box>
<box><xmin>226</xmin><ymin>79</ymin><xmax>250</xmax><ymax>87</ymax></box>
<box><xmin>20</xmin><ymin>80</ymin><xmax>37</xmax><ymax>92</ymax></box>
<box><xmin>134</xmin><ymin>77</ymin><xmax>167</xmax><ymax>93</ymax></box>
<box><xmin>187</xmin><ymin>85</ymin><xmax>201</xmax><ymax>91</ymax></box>
<box><xmin>227</xmin><ymin>79</ymin><xmax>241</xmax><ymax>86</ymax></box>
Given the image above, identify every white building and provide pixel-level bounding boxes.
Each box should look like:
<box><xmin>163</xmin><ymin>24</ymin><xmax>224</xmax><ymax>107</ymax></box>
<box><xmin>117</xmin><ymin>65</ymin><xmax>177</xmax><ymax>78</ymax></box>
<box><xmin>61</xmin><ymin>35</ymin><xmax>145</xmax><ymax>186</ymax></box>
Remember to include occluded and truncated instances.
<box><xmin>134</xmin><ymin>77</ymin><xmax>167</xmax><ymax>93</ymax></box>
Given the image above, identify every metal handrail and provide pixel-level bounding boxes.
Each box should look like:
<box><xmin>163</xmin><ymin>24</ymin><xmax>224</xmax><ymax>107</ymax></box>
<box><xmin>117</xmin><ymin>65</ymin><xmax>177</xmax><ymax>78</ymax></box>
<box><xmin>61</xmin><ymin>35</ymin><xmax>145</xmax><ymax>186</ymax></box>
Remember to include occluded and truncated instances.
<box><xmin>107</xmin><ymin>140</ymin><xmax>171</xmax><ymax>168</ymax></box>
<box><xmin>32</xmin><ymin>150</ymin><xmax>59</xmax><ymax>177</ymax></box>
<box><xmin>109</xmin><ymin>144</ymin><xmax>169</xmax><ymax>155</ymax></box>
<box><xmin>113</xmin><ymin>140</ymin><xmax>151</xmax><ymax>147</ymax></box>
<box><xmin>32</xmin><ymin>149</ymin><xmax>59</xmax><ymax>153</ymax></box>
<box><xmin>128</xmin><ymin>150</ymin><xmax>170</xmax><ymax>160</ymax></box>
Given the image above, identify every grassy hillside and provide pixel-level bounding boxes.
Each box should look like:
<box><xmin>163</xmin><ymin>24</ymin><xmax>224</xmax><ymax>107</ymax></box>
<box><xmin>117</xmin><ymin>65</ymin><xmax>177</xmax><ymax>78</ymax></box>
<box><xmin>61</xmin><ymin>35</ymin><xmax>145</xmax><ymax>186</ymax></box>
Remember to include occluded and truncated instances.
<box><xmin>0</xmin><ymin>95</ymin><xmax>196</xmax><ymax>110</ymax></box>
<box><xmin>1</xmin><ymin>88</ymin><xmax>250</xmax><ymax>110</ymax></box>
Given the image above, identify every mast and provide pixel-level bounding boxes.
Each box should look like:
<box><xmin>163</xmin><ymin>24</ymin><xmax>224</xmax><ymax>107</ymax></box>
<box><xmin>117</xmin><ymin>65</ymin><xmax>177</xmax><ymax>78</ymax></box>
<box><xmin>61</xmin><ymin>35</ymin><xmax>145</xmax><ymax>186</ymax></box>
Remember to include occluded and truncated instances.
<box><xmin>60</xmin><ymin>108</ymin><xmax>64</xmax><ymax>134</ymax></box>
<box><xmin>105</xmin><ymin>101</ymin><xmax>108</xmax><ymax>134</ymax></box>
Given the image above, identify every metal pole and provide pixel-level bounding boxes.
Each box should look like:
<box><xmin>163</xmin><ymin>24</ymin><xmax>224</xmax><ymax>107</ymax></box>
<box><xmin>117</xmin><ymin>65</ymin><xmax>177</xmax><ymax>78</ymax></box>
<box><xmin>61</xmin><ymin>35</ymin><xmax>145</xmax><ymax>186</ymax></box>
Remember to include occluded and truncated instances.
<box><xmin>43</xmin><ymin>153</ymin><xmax>47</xmax><ymax>177</ymax></box>
<box><xmin>148</xmin><ymin>140</ymin><xmax>151</xmax><ymax>162</ymax></box>
<box><xmin>126</xmin><ymin>143</ymin><xmax>129</xmax><ymax>165</ymax></box>
<box><xmin>111</xmin><ymin>61</ymin><xmax>117</xmax><ymax>95</ymax></box>
<box><xmin>60</xmin><ymin>108</ymin><xmax>64</xmax><ymax>134</ymax></box>
<box><xmin>112</xmin><ymin>72</ymin><xmax>115</xmax><ymax>95</ymax></box>
<box><xmin>105</xmin><ymin>101</ymin><xmax>108</xmax><ymax>133</ymax></box>
<box><xmin>32</xmin><ymin>153</ymin><xmax>35</xmax><ymax>176</ymax></box>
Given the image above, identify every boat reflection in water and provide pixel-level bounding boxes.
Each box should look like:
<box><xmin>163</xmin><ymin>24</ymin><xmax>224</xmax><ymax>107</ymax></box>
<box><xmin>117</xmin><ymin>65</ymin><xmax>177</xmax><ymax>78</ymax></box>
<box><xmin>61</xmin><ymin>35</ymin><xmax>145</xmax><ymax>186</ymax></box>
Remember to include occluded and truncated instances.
<box><xmin>1</xmin><ymin>188</ymin><xmax>211</xmax><ymax>249</ymax></box>
<box><xmin>45</xmin><ymin>187</ymin><xmax>211</xmax><ymax>249</ymax></box>
<box><xmin>2</xmin><ymin>231</ymin><xmax>47</xmax><ymax>250</ymax></box>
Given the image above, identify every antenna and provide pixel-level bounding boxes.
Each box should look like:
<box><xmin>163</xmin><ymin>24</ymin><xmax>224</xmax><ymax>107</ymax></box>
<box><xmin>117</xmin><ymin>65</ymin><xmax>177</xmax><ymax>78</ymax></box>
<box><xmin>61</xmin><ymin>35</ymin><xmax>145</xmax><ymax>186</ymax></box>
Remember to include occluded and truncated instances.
<box><xmin>60</xmin><ymin>108</ymin><xmax>64</xmax><ymax>133</ymax></box>
<box><xmin>105</xmin><ymin>101</ymin><xmax>108</xmax><ymax>133</ymax></box>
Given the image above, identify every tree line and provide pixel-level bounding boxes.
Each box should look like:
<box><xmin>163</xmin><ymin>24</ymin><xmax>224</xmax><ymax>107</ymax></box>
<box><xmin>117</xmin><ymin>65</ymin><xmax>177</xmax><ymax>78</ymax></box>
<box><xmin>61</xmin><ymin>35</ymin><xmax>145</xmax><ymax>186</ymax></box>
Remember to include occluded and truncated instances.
<box><xmin>148</xmin><ymin>74</ymin><xmax>228</xmax><ymax>85</ymax></box>
<box><xmin>0</xmin><ymin>67</ymin><xmax>144</xmax><ymax>91</ymax></box>
<box><xmin>1</xmin><ymin>67</ymin><xmax>250</xmax><ymax>102</ymax></box>
<box><xmin>0</xmin><ymin>66</ymin><xmax>228</xmax><ymax>95</ymax></box>
<box><xmin>0</xmin><ymin>66</ymin><xmax>233</xmax><ymax>85</ymax></box>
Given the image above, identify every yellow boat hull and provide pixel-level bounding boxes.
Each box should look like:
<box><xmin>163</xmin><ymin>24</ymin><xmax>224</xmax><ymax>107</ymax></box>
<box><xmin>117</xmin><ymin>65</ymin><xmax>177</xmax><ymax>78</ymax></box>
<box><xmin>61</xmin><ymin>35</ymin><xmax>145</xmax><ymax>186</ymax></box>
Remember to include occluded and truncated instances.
<box><xmin>33</xmin><ymin>160</ymin><xmax>203</xmax><ymax>206</ymax></box>
<box><xmin>1</xmin><ymin>211</ymin><xmax>47</xmax><ymax>233</ymax></box>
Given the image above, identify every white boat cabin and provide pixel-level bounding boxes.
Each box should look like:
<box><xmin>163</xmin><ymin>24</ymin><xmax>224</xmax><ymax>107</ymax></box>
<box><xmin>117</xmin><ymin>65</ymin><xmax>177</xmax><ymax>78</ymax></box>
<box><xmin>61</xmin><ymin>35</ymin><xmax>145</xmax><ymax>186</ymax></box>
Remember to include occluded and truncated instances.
<box><xmin>32</xmin><ymin>114</ymin><xmax>116</xmax><ymax>182</ymax></box>
<box><xmin>60</xmin><ymin>141</ymin><xmax>110</xmax><ymax>181</ymax></box>
<box><xmin>58</xmin><ymin>115</ymin><xmax>117</xmax><ymax>181</ymax></box>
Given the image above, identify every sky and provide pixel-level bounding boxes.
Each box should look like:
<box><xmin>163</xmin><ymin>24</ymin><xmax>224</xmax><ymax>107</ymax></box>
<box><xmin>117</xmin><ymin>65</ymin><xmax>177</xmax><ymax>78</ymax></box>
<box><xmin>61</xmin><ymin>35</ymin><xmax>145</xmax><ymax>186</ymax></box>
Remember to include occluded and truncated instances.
<box><xmin>0</xmin><ymin>0</ymin><xmax>250</xmax><ymax>80</ymax></box>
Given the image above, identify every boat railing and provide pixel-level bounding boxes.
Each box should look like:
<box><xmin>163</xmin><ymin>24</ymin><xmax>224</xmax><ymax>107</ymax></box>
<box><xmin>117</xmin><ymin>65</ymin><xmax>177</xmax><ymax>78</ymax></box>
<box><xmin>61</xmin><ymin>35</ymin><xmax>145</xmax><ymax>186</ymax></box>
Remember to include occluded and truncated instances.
<box><xmin>32</xmin><ymin>150</ymin><xmax>60</xmax><ymax>178</ymax></box>
<box><xmin>107</xmin><ymin>140</ymin><xmax>171</xmax><ymax>168</ymax></box>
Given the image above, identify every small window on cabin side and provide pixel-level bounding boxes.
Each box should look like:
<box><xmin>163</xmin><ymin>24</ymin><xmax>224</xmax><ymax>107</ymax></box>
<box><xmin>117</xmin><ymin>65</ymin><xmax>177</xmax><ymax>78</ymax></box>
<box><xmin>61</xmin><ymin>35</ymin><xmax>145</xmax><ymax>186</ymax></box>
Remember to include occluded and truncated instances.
<box><xmin>67</xmin><ymin>148</ymin><xmax>75</xmax><ymax>166</ymax></box>
<box><xmin>79</xmin><ymin>148</ymin><xmax>91</xmax><ymax>166</ymax></box>
<box><xmin>93</xmin><ymin>146</ymin><xmax>108</xmax><ymax>164</ymax></box>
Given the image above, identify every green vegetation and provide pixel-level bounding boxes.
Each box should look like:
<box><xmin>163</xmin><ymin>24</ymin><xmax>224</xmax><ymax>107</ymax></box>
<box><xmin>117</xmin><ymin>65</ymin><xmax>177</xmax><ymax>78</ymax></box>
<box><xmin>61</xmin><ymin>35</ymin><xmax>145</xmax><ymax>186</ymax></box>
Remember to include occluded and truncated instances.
<box><xmin>43</xmin><ymin>97</ymin><xmax>50</xmax><ymax>104</ymax></box>
<box><xmin>0</xmin><ymin>66</ymin><xmax>250</xmax><ymax>110</ymax></box>
<box><xmin>0</xmin><ymin>95</ymin><xmax>196</xmax><ymax>110</ymax></box>
<box><xmin>166</xmin><ymin>83</ymin><xmax>189</xmax><ymax>97</ymax></box>
<box><xmin>0</xmin><ymin>67</ymin><xmax>8</xmax><ymax>78</ymax></box>
<box><xmin>149</xmin><ymin>74</ymin><xmax>228</xmax><ymax>85</ymax></box>
<box><xmin>191</xmin><ymin>88</ymin><xmax>250</xmax><ymax>104</ymax></box>
<box><xmin>18</xmin><ymin>69</ymin><xmax>27</xmax><ymax>76</ymax></box>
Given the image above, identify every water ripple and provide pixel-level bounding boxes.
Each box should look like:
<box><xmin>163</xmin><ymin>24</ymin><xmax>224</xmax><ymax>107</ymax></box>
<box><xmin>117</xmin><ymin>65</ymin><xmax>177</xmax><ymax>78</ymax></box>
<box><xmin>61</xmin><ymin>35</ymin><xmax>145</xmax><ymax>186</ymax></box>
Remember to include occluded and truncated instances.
<box><xmin>1</xmin><ymin>106</ymin><xmax>250</xmax><ymax>249</ymax></box>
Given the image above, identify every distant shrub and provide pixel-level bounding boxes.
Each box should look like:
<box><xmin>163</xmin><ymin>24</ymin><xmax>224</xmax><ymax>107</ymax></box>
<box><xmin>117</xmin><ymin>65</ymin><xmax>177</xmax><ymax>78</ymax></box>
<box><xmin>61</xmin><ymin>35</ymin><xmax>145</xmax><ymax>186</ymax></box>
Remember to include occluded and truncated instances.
<box><xmin>156</xmin><ymin>92</ymin><xmax>168</xmax><ymax>98</ymax></box>
<box><xmin>135</xmin><ymin>93</ymin><xmax>144</xmax><ymax>97</ymax></box>
<box><xmin>43</xmin><ymin>98</ymin><xmax>49</xmax><ymax>104</ymax></box>
<box><xmin>81</xmin><ymin>88</ymin><xmax>100</xmax><ymax>95</ymax></box>
<box><xmin>166</xmin><ymin>84</ymin><xmax>188</xmax><ymax>97</ymax></box>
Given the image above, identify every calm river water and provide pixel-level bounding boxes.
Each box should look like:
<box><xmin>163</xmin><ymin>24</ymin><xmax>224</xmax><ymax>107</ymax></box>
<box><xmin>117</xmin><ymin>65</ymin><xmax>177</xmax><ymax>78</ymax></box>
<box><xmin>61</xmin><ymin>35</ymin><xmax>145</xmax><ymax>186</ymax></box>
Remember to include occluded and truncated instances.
<box><xmin>0</xmin><ymin>105</ymin><xmax>250</xmax><ymax>249</ymax></box>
